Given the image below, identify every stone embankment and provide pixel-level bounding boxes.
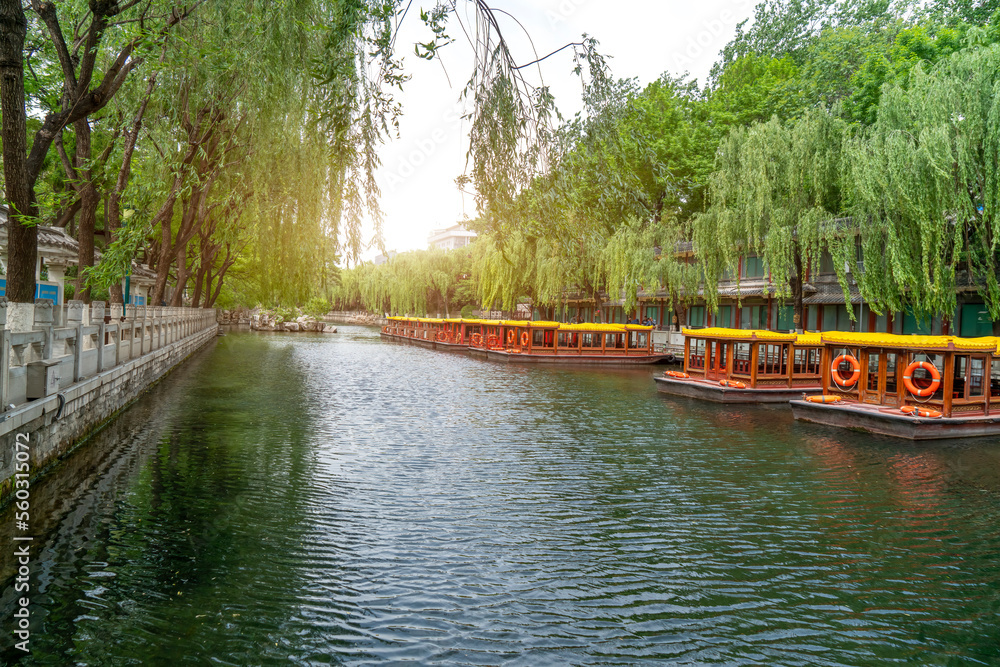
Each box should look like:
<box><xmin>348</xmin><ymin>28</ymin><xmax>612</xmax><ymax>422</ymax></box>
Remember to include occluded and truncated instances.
<box><xmin>325</xmin><ymin>311</ymin><xmax>387</xmax><ymax>327</ymax></box>
<box><xmin>250</xmin><ymin>309</ymin><xmax>336</xmax><ymax>333</ymax></box>
<box><xmin>0</xmin><ymin>300</ymin><xmax>218</xmax><ymax>507</ymax></box>
<box><xmin>218</xmin><ymin>308</ymin><xmax>252</xmax><ymax>325</ymax></box>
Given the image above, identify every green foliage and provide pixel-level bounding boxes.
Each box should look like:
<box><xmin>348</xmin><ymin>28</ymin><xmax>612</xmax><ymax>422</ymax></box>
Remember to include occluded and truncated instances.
<box><xmin>303</xmin><ymin>297</ymin><xmax>331</xmax><ymax>318</ymax></box>
<box><xmin>694</xmin><ymin>108</ymin><xmax>848</xmax><ymax>314</ymax></box>
<box><xmin>332</xmin><ymin>244</ymin><xmax>481</xmax><ymax>316</ymax></box>
<box><xmin>273</xmin><ymin>306</ymin><xmax>297</xmax><ymax>323</ymax></box>
<box><xmin>846</xmin><ymin>43</ymin><xmax>1000</xmax><ymax>320</ymax></box>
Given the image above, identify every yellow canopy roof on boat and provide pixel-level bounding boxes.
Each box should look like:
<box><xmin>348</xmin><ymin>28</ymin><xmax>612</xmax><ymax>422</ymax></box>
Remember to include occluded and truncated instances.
<box><xmin>821</xmin><ymin>331</ymin><xmax>999</xmax><ymax>352</ymax></box>
<box><xmin>682</xmin><ymin>327</ymin><xmax>797</xmax><ymax>342</ymax></box>
<box><xmin>558</xmin><ymin>323</ymin><xmax>630</xmax><ymax>332</ymax></box>
<box><xmin>417</xmin><ymin>318</ymin><xmax>444</xmax><ymax>324</ymax></box>
<box><xmin>501</xmin><ymin>320</ymin><xmax>531</xmax><ymax>327</ymax></box>
<box><xmin>794</xmin><ymin>332</ymin><xmax>823</xmax><ymax>347</ymax></box>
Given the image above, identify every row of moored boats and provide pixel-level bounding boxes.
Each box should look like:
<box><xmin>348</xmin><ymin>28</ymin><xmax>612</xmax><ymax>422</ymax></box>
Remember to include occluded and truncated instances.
<box><xmin>381</xmin><ymin>318</ymin><xmax>1000</xmax><ymax>441</ymax></box>
<box><xmin>381</xmin><ymin>317</ymin><xmax>667</xmax><ymax>364</ymax></box>
<box><xmin>659</xmin><ymin>327</ymin><xmax>1000</xmax><ymax>441</ymax></box>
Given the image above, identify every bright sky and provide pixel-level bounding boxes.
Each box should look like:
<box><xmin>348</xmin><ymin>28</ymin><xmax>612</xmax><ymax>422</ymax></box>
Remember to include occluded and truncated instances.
<box><xmin>362</xmin><ymin>0</ymin><xmax>757</xmax><ymax>262</ymax></box>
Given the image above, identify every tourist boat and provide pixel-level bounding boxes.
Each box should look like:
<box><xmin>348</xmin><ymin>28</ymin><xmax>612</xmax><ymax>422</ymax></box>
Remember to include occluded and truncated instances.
<box><xmin>380</xmin><ymin>316</ymin><xmax>444</xmax><ymax>349</ymax></box>
<box><xmin>467</xmin><ymin>320</ymin><xmax>668</xmax><ymax>365</ymax></box>
<box><xmin>381</xmin><ymin>316</ymin><xmax>501</xmax><ymax>352</ymax></box>
<box><xmin>435</xmin><ymin>318</ymin><xmax>496</xmax><ymax>352</ymax></box>
<box><xmin>790</xmin><ymin>332</ymin><xmax>1000</xmax><ymax>440</ymax></box>
<box><xmin>653</xmin><ymin>327</ymin><xmax>824</xmax><ymax>403</ymax></box>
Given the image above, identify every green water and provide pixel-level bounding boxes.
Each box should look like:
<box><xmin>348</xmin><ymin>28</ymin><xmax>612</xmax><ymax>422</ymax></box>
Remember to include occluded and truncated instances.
<box><xmin>3</xmin><ymin>326</ymin><xmax>1000</xmax><ymax>665</ymax></box>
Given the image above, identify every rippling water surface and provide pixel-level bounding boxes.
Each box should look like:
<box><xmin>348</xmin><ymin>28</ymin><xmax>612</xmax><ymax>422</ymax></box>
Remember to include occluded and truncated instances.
<box><xmin>4</xmin><ymin>326</ymin><xmax>1000</xmax><ymax>665</ymax></box>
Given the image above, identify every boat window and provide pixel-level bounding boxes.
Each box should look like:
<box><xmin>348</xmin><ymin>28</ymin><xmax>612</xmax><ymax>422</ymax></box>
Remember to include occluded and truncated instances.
<box><xmin>628</xmin><ymin>331</ymin><xmax>637</xmax><ymax>348</ymax></box>
<box><xmin>830</xmin><ymin>348</ymin><xmax>861</xmax><ymax>391</ymax></box>
<box><xmin>954</xmin><ymin>355</ymin><xmax>968</xmax><ymax>398</ymax></box>
<box><xmin>969</xmin><ymin>357</ymin><xmax>986</xmax><ymax>398</ymax></box>
<box><xmin>758</xmin><ymin>343</ymin><xmax>787</xmax><ymax>376</ymax></box>
<box><xmin>885</xmin><ymin>353</ymin><xmax>898</xmax><ymax>393</ymax></box>
<box><xmin>689</xmin><ymin>339</ymin><xmax>706</xmax><ymax>369</ymax></box>
<box><xmin>907</xmin><ymin>353</ymin><xmax>944</xmax><ymax>400</ymax></box>
<box><xmin>793</xmin><ymin>348</ymin><xmax>820</xmax><ymax>375</ymax></box>
<box><xmin>866</xmin><ymin>352</ymin><xmax>880</xmax><ymax>392</ymax></box>
<box><xmin>533</xmin><ymin>330</ymin><xmax>544</xmax><ymax>347</ymax></box>
<box><xmin>636</xmin><ymin>332</ymin><xmax>648</xmax><ymax>349</ymax></box>
<box><xmin>733</xmin><ymin>343</ymin><xmax>752</xmax><ymax>374</ymax></box>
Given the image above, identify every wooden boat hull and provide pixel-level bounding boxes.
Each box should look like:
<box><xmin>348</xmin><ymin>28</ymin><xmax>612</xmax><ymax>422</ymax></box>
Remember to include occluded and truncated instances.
<box><xmin>434</xmin><ymin>340</ymin><xmax>470</xmax><ymax>353</ymax></box>
<box><xmin>654</xmin><ymin>376</ymin><xmax>821</xmax><ymax>403</ymax></box>
<box><xmin>790</xmin><ymin>399</ymin><xmax>1000</xmax><ymax>440</ymax></box>
<box><xmin>380</xmin><ymin>332</ymin><xmax>435</xmax><ymax>348</ymax></box>
<box><xmin>486</xmin><ymin>350</ymin><xmax>670</xmax><ymax>365</ymax></box>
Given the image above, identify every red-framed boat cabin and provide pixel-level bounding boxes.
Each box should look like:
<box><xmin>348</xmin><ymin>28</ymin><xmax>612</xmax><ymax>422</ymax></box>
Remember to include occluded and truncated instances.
<box><xmin>790</xmin><ymin>332</ymin><xmax>1000</xmax><ymax>439</ymax></box>
<box><xmin>654</xmin><ymin>327</ymin><xmax>824</xmax><ymax>403</ymax></box>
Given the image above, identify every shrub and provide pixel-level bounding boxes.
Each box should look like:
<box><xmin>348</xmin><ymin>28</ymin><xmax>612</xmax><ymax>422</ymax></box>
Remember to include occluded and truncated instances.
<box><xmin>303</xmin><ymin>296</ymin><xmax>331</xmax><ymax>318</ymax></box>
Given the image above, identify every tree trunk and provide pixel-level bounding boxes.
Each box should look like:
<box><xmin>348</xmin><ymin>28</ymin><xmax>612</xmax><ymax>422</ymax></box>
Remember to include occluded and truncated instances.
<box><xmin>191</xmin><ymin>255</ymin><xmax>209</xmax><ymax>308</ymax></box>
<box><xmin>0</xmin><ymin>0</ymin><xmax>35</xmax><ymax>302</ymax></box>
<box><xmin>202</xmin><ymin>267</ymin><xmax>214</xmax><ymax>309</ymax></box>
<box><xmin>74</xmin><ymin>118</ymin><xmax>97</xmax><ymax>303</ymax></box>
<box><xmin>671</xmin><ymin>295</ymin><xmax>686</xmax><ymax>332</ymax></box>
<box><xmin>169</xmin><ymin>244</ymin><xmax>189</xmax><ymax>306</ymax></box>
<box><xmin>791</xmin><ymin>247</ymin><xmax>805</xmax><ymax>332</ymax></box>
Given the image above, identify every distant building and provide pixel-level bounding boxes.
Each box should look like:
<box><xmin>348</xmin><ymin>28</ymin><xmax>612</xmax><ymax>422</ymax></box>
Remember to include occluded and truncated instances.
<box><xmin>428</xmin><ymin>223</ymin><xmax>476</xmax><ymax>251</ymax></box>
<box><xmin>373</xmin><ymin>251</ymin><xmax>397</xmax><ymax>265</ymax></box>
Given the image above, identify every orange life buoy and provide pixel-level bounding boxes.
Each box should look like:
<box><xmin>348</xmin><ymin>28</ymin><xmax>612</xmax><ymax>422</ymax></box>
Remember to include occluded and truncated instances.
<box><xmin>831</xmin><ymin>354</ymin><xmax>861</xmax><ymax>388</ymax></box>
<box><xmin>900</xmin><ymin>405</ymin><xmax>943</xmax><ymax>418</ymax></box>
<box><xmin>488</xmin><ymin>334</ymin><xmax>501</xmax><ymax>349</ymax></box>
<box><xmin>521</xmin><ymin>331</ymin><xmax>529</xmax><ymax>347</ymax></box>
<box><xmin>805</xmin><ymin>395</ymin><xmax>842</xmax><ymax>403</ymax></box>
<box><xmin>471</xmin><ymin>332</ymin><xmax>483</xmax><ymax>346</ymax></box>
<box><xmin>507</xmin><ymin>330</ymin><xmax>515</xmax><ymax>345</ymax></box>
<box><xmin>719</xmin><ymin>379</ymin><xmax>747</xmax><ymax>389</ymax></box>
<box><xmin>902</xmin><ymin>360</ymin><xmax>941</xmax><ymax>397</ymax></box>
<box><xmin>665</xmin><ymin>371</ymin><xmax>690</xmax><ymax>379</ymax></box>
<box><xmin>435</xmin><ymin>332</ymin><xmax>446</xmax><ymax>342</ymax></box>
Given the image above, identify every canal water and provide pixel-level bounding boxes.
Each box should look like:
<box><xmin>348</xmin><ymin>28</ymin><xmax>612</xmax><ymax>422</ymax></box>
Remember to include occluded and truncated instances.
<box><xmin>3</xmin><ymin>326</ymin><xmax>1000</xmax><ymax>665</ymax></box>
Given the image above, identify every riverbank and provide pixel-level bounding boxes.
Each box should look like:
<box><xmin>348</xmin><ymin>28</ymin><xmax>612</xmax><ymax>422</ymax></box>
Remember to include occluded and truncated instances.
<box><xmin>325</xmin><ymin>311</ymin><xmax>386</xmax><ymax>327</ymax></box>
<box><xmin>0</xmin><ymin>302</ymin><xmax>218</xmax><ymax>508</ymax></box>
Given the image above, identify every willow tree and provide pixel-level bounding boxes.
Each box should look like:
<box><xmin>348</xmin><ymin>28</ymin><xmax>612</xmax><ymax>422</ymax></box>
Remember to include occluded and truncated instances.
<box><xmin>475</xmin><ymin>72</ymin><xmax>714</xmax><ymax>319</ymax></box>
<box><xmin>846</xmin><ymin>41</ymin><xmax>1000</xmax><ymax>327</ymax></box>
<box><xmin>693</xmin><ymin>107</ymin><xmax>848</xmax><ymax>328</ymax></box>
<box><xmin>0</xmin><ymin>0</ymin><xmax>199</xmax><ymax>302</ymax></box>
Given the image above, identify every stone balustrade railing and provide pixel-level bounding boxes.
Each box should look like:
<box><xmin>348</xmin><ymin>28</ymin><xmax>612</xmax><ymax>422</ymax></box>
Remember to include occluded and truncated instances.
<box><xmin>0</xmin><ymin>298</ymin><xmax>217</xmax><ymax>411</ymax></box>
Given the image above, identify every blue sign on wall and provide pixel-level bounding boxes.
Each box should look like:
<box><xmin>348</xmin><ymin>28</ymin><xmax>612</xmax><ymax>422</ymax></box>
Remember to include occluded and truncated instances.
<box><xmin>38</xmin><ymin>284</ymin><xmax>59</xmax><ymax>303</ymax></box>
<box><xmin>0</xmin><ymin>279</ymin><xmax>61</xmax><ymax>304</ymax></box>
